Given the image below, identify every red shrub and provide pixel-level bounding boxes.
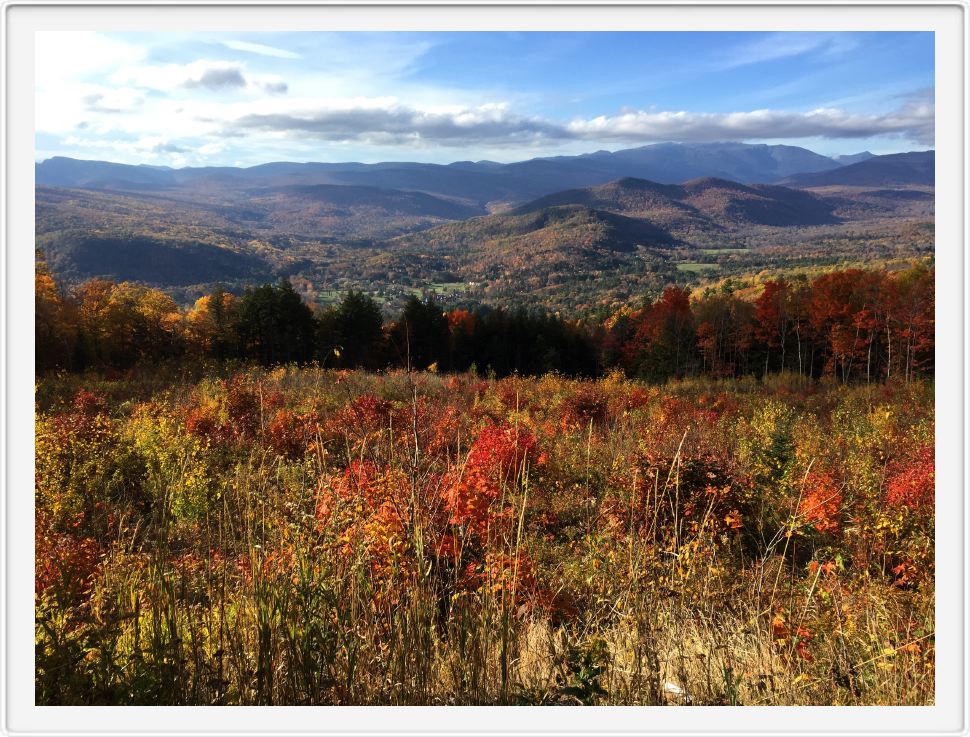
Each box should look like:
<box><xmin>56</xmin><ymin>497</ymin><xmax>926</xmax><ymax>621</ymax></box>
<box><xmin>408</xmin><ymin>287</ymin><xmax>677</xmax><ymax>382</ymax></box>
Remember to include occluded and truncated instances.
<box><xmin>71</xmin><ymin>389</ymin><xmax>107</xmax><ymax>416</ymax></box>
<box><xmin>316</xmin><ymin>459</ymin><xmax>377</xmax><ymax>523</ymax></box>
<box><xmin>183</xmin><ymin>374</ymin><xmax>271</xmax><ymax>446</ymax></box>
<box><xmin>266</xmin><ymin>408</ymin><xmax>319</xmax><ymax>459</ymax></box>
<box><xmin>35</xmin><ymin>511</ymin><xmax>102</xmax><ymax>605</ymax></box>
<box><xmin>184</xmin><ymin>406</ymin><xmax>225</xmax><ymax>445</ymax></box>
<box><xmin>389</xmin><ymin>397</ymin><xmax>464</xmax><ymax>456</ymax></box>
<box><xmin>222</xmin><ymin>375</ymin><xmax>263</xmax><ymax>438</ymax></box>
<box><xmin>615</xmin><ymin>386</ymin><xmax>653</xmax><ymax>413</ymax></box>
<box><xmin>328</xmin><ymin>393</ymin><xmax>393</xmax><ymax>440</ymax></box>
<box><xmin>771</xmin><ymin>612</ymin><xmax>814</xmax><ymax>661</ymax></box>
<box><xmin>560</xmin><ymin>385</ymin><xmax>610</xmax><ymax>430</ymax></box>
<box><xmin>886</xmin><ymin>444</ymin><xmax>934</xmax><ymax>513</ymax></box>
<box><xmin>496</xmin><ymin>380</ymin><xmax>533</xmax><ymax>413</ymax></box>
<box><xmin>468</xmin><ymin>422</ymin><xmax>538</xmax><ymax>475</ymax></box>
<box><xmin>445</xmin><ymin>422</ymin><xmax>539</xmax><ymax>540</ymax></box>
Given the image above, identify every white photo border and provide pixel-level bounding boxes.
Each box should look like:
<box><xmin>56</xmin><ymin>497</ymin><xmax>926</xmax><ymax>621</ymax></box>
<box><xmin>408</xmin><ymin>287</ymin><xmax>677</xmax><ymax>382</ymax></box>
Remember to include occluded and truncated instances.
<box><xmin>2</xmin><ymin>3</ymin><xmax>966</xmax><ymax>735</ymax></box>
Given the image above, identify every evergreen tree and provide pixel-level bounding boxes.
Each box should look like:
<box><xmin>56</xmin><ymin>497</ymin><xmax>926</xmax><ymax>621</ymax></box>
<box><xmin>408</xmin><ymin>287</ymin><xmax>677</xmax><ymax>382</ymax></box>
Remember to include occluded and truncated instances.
<box><xmin>333</xmin><ymin>291</ymin><xmax>385</xmax><ymax>368</ymax></box>
<box><xmin>391</xmin><ymin>295</ymin><xmax>449</xmax><ymax>371</ymax></box>
<box><xmin>236</xmin><ymin>279</ymin><xmax>316</xmax><ymax>365</ymax></box>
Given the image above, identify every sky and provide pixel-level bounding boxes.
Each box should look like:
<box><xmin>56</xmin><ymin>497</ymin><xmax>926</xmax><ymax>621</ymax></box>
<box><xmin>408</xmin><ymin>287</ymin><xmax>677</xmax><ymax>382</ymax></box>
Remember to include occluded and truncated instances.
<box><xmin>35</xmin><ymin>31</ymin><xmax>935</xmax><ymax>167</ymax></box>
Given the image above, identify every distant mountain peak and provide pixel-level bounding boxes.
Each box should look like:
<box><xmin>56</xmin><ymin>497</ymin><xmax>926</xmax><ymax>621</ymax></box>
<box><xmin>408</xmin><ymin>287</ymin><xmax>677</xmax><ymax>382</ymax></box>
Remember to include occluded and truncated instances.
<box><xmin>832</xmin><ymin>151</ymin><xmax>876</xmax><ymax>165</ymax></box>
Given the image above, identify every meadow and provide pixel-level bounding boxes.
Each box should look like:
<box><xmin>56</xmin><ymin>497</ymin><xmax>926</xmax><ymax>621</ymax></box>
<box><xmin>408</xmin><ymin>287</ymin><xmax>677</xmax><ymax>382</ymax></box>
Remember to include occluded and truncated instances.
<box><xmin>35</xmin><ymin>367</ymin><xmax>934</xmax><ymax>705</ymax></box>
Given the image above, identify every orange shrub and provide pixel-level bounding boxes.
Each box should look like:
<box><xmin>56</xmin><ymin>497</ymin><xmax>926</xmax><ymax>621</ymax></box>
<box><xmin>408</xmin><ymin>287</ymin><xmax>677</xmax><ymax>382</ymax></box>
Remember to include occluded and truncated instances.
<box><xmin>316</xmin><ymin>460</ymin><xmax>421</xmax><ymax>586</ymax></box>
<box><xmin>798</xmin><ymin>470</ymin><xmax>843</xmax><ymax>535</ymax></box>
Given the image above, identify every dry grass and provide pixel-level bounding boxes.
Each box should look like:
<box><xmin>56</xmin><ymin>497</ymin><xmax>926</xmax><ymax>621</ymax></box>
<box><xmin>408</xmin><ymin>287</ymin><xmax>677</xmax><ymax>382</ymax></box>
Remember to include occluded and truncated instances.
<box><xmin>35</xmin><ymin>368</ymin><xmax>935</xmax><ymax>705</ymax></box>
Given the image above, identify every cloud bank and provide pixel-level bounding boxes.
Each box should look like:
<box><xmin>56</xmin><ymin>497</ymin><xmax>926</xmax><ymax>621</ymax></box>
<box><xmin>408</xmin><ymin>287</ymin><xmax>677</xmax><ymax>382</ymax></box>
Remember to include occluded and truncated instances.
<box><xmin>231</xmin><ymin>102</ymin><xmax>565</xmax><ymax>145</ymax></box>
<box><xmin>225</xmin><ymin>97</ymin><xmax>934</xmax><ymax>148</ymax></box>
<box><xmin>567</xmin><ymin>101</ymin><xmax>934</xmax><ymax>146</ymax></box>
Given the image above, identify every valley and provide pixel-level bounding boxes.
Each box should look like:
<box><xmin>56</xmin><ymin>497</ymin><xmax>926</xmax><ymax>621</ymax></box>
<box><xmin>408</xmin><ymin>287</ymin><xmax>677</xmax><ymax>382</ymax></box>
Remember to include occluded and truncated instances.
<box><xmin>36</xmin><ymin>143</ymin><xmax>934</xmax><ymax>314</ymax></box>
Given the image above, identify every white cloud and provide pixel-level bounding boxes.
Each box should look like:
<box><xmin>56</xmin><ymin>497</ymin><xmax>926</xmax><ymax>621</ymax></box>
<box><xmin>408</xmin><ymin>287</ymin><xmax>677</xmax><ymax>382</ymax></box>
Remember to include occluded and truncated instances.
<box><xmin>61</xmin><ymin>134</ymin><xmax>174</xmax><ymax>155</ymax></box>
<box><xmin>182</xmin><ymin>65</ymin><xmax>247</xmax><ymax>90</ymax></box>
<box><xmin>251</xmin><ymin>75</ymin><xmax>288</xmax><ymax>95</ymax></box>
<box><xmin>716</xmin><ymin>32</ymin><xmax>859</xmax><ymax>70</ymax></box>
<box><xmin>197</xmin><ymin>140</ymin><xmax>228</xmax><ymax>156</ymax></box>
<box><xmin>222</xmin><ymin>39</ymin><xmax>301</xmax><ymax>59</ymax></box>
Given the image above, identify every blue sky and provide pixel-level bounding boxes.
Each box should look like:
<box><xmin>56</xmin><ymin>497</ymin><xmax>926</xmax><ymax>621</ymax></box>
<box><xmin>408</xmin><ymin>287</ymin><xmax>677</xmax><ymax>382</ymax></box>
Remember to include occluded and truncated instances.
<box><xmin>35</xmin><ymin>31</ymin><xmax>934</xmax><ymax>167</ymax></box>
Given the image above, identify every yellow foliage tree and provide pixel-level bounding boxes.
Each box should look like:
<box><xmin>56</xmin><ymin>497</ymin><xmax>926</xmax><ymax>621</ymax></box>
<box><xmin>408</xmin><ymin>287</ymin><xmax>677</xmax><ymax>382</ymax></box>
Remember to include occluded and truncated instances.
<box><xmin>35</xmin><ymin>252</ymin><xmax>77</xmax><ymax>371</ymax></box>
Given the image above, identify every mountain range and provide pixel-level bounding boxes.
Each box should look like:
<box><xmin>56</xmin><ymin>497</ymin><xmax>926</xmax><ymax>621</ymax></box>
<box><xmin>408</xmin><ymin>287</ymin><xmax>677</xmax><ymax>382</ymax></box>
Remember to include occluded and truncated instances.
<box><xmin>34</xmin><ymin>143</ymin><xmax>935</xmax><ymax>312</ymax></box>
<box><xmin>37</xmin><ymin>142</ymin><xmax>931</xmax><ymax>209</ymax></box>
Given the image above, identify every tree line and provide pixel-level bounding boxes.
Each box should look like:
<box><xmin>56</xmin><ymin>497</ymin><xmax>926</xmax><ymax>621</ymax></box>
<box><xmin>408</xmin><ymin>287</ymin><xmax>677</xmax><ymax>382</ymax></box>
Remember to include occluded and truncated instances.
<box><xmin>36</xmin><ymin>253</ymin><xmax>933</xmax><ymax>383</ymax></box>
<box><xmin>605</xmin><ymin>265</ymin><xmax>933</xmax><ymax>383</ymax></box>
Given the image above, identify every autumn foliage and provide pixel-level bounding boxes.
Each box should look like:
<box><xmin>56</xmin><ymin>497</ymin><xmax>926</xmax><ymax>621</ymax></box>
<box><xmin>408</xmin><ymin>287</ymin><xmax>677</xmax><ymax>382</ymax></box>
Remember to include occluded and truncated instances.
<box><xmin>35</xmin><ymin>365</ymin><xmax>935</xmax><ymax>706</ymax></box>
<box><xmin>37</xmin><ymin>251</ymin><xmax>932</xmax><ymax>385</ymax></box>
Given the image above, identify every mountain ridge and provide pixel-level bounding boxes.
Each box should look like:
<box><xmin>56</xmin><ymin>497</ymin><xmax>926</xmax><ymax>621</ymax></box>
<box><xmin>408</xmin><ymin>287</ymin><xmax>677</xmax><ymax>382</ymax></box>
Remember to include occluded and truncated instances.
<box><xmin>512</xmin><ymin>175</ymin><xmax>839</xmax><ymax>229</ymax></box>
<box><xmin>781</xmin><ymin>151</ymin><xmax>935</xmax><ymax>188</ymax></box>
<box><xmin>36</xmin><ymin>142</ymin><xmax>864</xmax><ymax>199</ymax></box>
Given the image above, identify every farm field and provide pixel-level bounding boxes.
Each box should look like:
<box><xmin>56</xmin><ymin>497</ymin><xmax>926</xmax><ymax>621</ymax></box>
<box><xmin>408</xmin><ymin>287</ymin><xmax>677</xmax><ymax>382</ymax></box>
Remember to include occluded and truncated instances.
<box><xmin>675</xmin><ymin>262</ymin><xmax>721</xmax><ymax>274</ymax></box>
<box><xmin>35</xmin><ymin>368</ymin><xmax>934</xmax><ymax>705</ymax></box>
